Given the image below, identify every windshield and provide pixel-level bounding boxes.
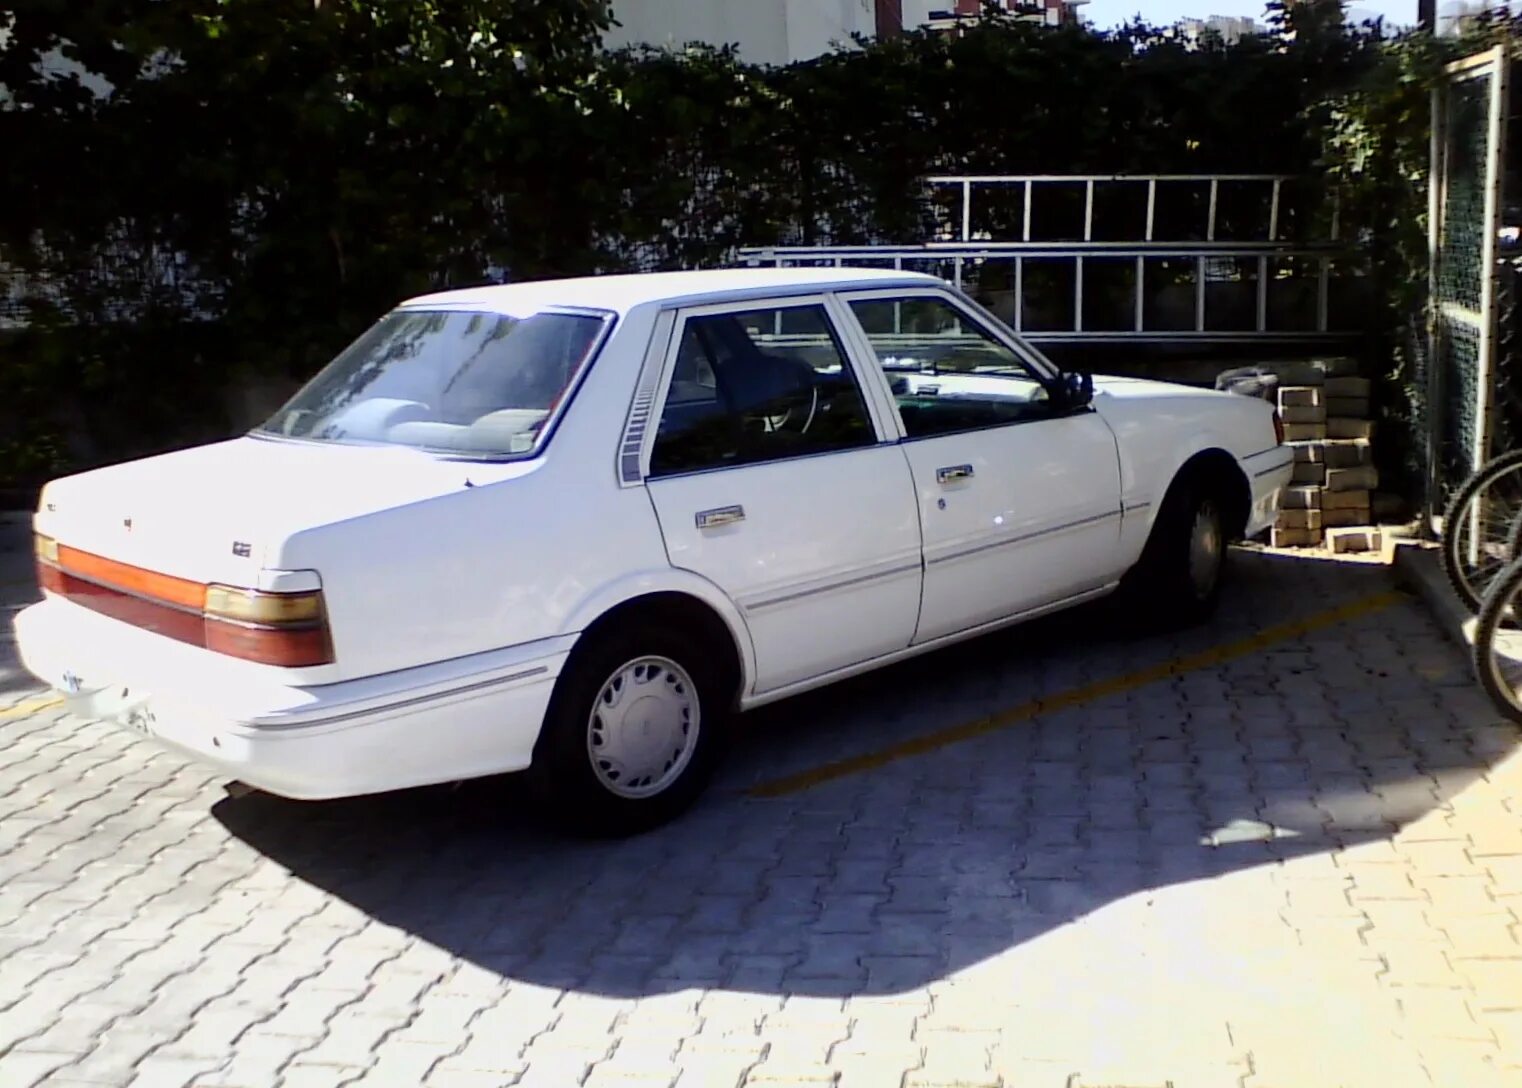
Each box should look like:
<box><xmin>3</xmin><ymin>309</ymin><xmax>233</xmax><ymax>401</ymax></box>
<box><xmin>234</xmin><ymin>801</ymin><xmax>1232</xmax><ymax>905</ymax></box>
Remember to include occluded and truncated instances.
<box><xmin>257</xmin><ymin>308</ymin><xmax>611</xmax><ymax>458</ymax></box>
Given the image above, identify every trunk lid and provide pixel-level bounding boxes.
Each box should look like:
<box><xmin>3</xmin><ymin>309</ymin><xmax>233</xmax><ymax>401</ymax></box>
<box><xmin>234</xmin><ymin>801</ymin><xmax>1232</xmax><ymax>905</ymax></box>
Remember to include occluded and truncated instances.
<box><xmin>35</xmin><ymin>436</ymin><xmax>531</xmax><ymax>585</ymax></box>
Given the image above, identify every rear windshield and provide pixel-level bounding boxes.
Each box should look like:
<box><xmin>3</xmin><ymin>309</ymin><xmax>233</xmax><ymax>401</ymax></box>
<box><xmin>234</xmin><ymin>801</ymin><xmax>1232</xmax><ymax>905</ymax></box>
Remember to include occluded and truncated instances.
<box><xmin>257</xmin><ymin>308</ymin><xmax>611</xmax><ymax>458</ymax></box>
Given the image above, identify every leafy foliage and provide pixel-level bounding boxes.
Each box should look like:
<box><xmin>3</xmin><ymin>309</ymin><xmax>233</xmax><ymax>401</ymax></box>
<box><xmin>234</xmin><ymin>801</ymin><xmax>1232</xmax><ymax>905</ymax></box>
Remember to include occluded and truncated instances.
<box><xmin>0</xmin><ymin>2</ymin><xmax>1471</xmax><ymax>490</ymax></box>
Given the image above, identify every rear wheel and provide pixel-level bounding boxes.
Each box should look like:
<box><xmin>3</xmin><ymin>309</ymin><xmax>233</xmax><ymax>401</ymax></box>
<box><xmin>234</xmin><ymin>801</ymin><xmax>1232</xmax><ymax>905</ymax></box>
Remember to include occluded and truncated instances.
<box><xmin>1118</xmin><ymin>477</ymin><xmax>1227</xmax><ymax>626</ymax></box>
<box><xmin>527</xmin><ymin>622</ymin><xmax>726</xmax><ymax>835</ymax></box>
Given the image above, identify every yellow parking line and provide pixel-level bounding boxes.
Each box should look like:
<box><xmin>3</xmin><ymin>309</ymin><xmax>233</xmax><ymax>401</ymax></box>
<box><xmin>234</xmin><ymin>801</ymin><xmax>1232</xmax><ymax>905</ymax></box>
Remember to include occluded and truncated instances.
<box><xmin>748</xmin><ymin>589</ymin><xmax>1404</xmax><ymax>799</ymax></box>
<box><xmin>0</xmin><ymin>694</ymin><xmax>63</xmax><ymax>719</ymax></box>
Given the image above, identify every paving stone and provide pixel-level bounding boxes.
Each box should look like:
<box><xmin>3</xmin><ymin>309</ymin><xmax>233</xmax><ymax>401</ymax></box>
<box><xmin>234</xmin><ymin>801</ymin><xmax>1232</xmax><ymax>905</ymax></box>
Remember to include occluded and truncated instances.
<box><xmin>1</xmin><ymin>550</ymin><xmax>1518</xmax><ymax>1088</ymax></box>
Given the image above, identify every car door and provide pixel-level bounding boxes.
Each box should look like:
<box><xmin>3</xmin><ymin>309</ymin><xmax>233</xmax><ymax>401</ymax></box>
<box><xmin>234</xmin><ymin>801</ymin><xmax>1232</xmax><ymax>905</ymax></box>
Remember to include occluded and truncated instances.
<box><xmin>838</xmin><ymin>289</ymin><xmax>1124</xmax><ymax>645</ymax></box>
<box><xmin>641</xmin><ymin>297</ymin><xmax>923</xmax><ymax>695</ymax></box>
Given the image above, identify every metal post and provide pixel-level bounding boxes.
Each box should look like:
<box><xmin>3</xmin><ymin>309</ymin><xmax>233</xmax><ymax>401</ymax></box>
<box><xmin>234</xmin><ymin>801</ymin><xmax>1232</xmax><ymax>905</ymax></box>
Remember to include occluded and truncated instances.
<box><xmin>1075</xmin><ymin>257</ymin><xmax>1084</xmax><ymax>333</ymax></box>
<box><xmin>894</xmin><ymin>256</ymin><xmax>903</xmax><ymax>335</ymax></box>
<box><xmin>1426</xmin><ymin>83</ymin><xmax>1446</xmax><ymax>535</ymax></box>
<box><xmin>1145</xmin><ymin>180</ymin><xmax>1156</xmax><ymax>242</ymax></box>
<box><xmin>1268</xmin><ymin>178</ymin><xmax>1281</xmax><ymax>242</ymax></box>
<box><xmin>1257</xmin><ymin>256</ymin><xmax>1269</xmax><ymax>332</ymax></box>
<box><xmin>961</xmin><ymin>179</ymin><xmax>972</xmax><ymax>242</ymax></box>
<box><xmin>1196</xmin><ymin>256</ymin><xmax>1206</xmax><ymax>332</ymax></box>
<box><xmin>1475</xmin><ymin>46</ymin><xmax>1510</xmax><ymax>476</ymax></box>
<box><xmin>1022</xmin><ymin>180</ymin><xmax>1032</xmax><ymax>242</ymax></box>
<box><xmin>1083</xmin><ymin>179</ymin><xmax>1094</xmax><ymax>242</ymax></box>
<box><xmin>954</xmin><ymin>256</ymin><xmax>964</xmax><ymax>290</ymax></box>
<box><xmin>1207</xmin><ymin>178</ymin><xmax>1218</xmax><ymax>242</ymax></box>
<box><xmin>1135</xmin><ymin>256</ymin><xmax>1145</xmax><ymax>333</ymax></box>
<box><xmin>1014</xmin><ymin>257</ymin><xmax>1023</xmax><ymax>331</ymax></box>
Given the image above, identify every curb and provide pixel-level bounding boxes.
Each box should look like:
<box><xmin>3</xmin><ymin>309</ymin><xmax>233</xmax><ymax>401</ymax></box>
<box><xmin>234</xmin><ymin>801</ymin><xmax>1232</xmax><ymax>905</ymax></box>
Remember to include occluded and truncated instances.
<box><xmin>1390</xmin><ymin>539</ymin><xmax>1476</xmax><ymax>650</ymax></box>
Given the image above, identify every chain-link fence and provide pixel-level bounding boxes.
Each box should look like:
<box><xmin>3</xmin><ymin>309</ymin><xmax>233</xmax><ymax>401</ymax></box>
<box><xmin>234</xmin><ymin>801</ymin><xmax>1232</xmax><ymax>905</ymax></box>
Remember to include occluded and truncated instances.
<box><xmin>1429</xmin><ymin>48</ymin><xmax>1510</xmax><ymax>518</ymax></box>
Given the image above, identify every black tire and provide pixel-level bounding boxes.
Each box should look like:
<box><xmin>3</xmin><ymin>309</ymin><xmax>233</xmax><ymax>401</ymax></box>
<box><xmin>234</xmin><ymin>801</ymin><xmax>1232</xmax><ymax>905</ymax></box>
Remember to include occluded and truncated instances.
<box><xmin>1472</xmin><ymin>554</ymin><xmax>1522</xmax><ymax>723</ymax></box>
<box><xmin>527</xmin><ymin>621</ymin><xmax>726</xmax><ymax>836</ymax></box>
<box><xmin>1117</xmin><ymin>475</ymin><xmax>1228</xmax><ymax>627</ymax></box>
<box><xmin>1440</xmin><ymin>449</ymin><xmax>1522</xmax><ymax>613</ymax></box>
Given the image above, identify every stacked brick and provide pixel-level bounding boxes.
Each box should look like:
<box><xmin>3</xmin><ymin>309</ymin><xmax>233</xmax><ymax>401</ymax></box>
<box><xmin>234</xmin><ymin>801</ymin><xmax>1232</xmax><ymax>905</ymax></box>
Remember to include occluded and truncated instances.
<box><xmin>1272</xmin><ymin>375</ymin><xmax>1381</xmax><ymax>553</ymax></box>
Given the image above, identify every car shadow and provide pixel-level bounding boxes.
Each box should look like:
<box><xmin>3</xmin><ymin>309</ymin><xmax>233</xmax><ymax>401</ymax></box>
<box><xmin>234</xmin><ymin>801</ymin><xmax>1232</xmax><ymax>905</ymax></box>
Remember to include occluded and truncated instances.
<box><xmin>211</xmin><ymin>549</ymin><xmax>1517</xmax><ymax>998</ymax></box>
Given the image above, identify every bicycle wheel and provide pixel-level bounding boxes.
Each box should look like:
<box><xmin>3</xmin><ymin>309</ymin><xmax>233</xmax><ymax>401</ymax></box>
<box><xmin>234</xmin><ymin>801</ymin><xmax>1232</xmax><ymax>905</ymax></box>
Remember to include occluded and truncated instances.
<box><xmin>1441</xmin><ymin>449</ymin><xmax>1522</xmax><ymax>612</ymax></box>
<box><xmin>1472</xmin><ymin>553</ymin><xmax>1522</xmax><ymax>722</ymax></box>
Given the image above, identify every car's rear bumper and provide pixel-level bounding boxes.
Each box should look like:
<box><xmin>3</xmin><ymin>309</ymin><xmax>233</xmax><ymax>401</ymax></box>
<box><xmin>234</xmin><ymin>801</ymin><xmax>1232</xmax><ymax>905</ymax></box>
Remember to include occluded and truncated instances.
<box><xmin>14</xmin><ymin>596</ymin><xmax>572</xmax><ymax>799</ymax></box>
<box><xmin>1243</xmin><ymin>447</ymin><xmax>1294</xmax><ymax>537</ymax></box>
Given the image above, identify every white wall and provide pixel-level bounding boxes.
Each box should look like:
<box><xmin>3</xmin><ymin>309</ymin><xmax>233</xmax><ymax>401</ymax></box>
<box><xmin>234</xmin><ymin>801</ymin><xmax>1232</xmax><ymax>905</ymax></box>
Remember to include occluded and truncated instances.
<box><xmin>606</xmin><ymin>0</ymin><xmax>873</xmax><ymax>65</ymax></box>
<box><xmin>784</xmin><ymin>0</ymin><xmax>876</xmax><ymax>60</ymax></box>
<box><xmin>901</xmin><ymin>0</ymin><xmax>941</xmax><ymax>28</ymax></box>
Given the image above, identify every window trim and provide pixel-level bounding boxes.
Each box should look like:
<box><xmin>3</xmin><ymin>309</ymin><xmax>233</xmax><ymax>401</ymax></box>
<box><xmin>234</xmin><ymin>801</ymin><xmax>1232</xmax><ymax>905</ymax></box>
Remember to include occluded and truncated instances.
<box><xmin>833</xmin><ymin>287</ymin><xmax>1068</xmax><ymax>443</ymax></box>
<box><xmin>639</xmin><ymin>294</ymin><xmax>897</xmax><ymax>482</ymax></box>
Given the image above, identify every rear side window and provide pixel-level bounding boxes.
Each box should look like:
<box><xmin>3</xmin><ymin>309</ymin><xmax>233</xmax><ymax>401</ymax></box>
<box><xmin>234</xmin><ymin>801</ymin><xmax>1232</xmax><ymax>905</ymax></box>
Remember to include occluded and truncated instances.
<box><xmin>650</xmin><ymin>304</ymin><xmax>875</xmax><ymax>477</ymax></box>
<box><xmin>258</xmin><ymin>308</ymin><xmax>609</xmax><ymax>459</ymax></box>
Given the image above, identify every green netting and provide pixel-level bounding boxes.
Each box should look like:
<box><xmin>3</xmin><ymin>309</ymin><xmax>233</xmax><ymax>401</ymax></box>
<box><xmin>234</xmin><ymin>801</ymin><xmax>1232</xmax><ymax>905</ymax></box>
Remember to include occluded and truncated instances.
<box><xmin>1435</xmin><ymin>72</ymin><xmax>1495</xmax><ymax>503</ymax></box>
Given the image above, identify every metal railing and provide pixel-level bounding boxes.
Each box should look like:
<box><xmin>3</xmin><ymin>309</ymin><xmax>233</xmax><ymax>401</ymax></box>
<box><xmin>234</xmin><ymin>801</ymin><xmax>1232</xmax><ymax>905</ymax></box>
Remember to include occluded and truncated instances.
<box><xmin>737</xmin><ymin>174</ymin><xmax>1357</xmax><ymax>344</ymax></box>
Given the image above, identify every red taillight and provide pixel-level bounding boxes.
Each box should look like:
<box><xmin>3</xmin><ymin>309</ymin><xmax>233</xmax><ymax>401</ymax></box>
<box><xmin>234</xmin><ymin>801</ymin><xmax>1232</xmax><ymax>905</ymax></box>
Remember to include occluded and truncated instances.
<box><xmin>1273</xmin><ymin>410</ymin><xmax>1286</xmax><ymax>446</ymax></box>
<box><xmin>204</xmin><ymin>618</ymin><xmax>333</xmax><ymax>667</ymax></box>
<box><xmin>35</xmin><ymin>535</ymin><xmax>334</xmax><ymax>667</ymax></box>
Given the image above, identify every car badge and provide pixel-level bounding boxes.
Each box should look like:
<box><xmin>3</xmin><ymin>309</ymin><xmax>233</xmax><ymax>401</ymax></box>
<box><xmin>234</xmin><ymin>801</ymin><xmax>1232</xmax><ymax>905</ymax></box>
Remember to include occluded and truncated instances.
<box><xmin>122</xmin><ymin>517</ymin><xmax>133</xmax><ymax>532</ymax></box>
<box><xmin>62</xmin><ymin>671</ymin><xmax>82</xmax><ymax>694</ymax></box>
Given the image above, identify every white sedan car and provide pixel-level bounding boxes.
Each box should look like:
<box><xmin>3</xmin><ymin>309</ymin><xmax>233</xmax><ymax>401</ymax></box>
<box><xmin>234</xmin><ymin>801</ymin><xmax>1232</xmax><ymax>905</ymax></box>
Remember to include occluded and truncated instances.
<box><xmin>16</xmin><ymin>268</ymin><xmax>1290</xmax><ymax>832</ymax></box>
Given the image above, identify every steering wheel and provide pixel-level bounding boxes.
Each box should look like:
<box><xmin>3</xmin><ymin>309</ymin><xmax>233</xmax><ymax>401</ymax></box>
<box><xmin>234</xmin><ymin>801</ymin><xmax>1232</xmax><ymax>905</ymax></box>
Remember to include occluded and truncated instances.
<box><xmin>762</xmin><ymin>385</ymin><xmax>819</xmax><ymax>435</ymax></box>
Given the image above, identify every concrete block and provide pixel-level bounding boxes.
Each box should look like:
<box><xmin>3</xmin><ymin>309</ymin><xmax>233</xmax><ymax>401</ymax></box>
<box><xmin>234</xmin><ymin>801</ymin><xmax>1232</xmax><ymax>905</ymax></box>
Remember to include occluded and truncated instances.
<box><xmin>1292</xmin><ymin>462</ymin><xmax>1327</xmax><ymax>485</ymax></box>
<box><xmin>1272</xmin><ymin>526</ymin><xmax>1323</xmax><ymax>548</ymax></box>
<box><xmin>1322</xmin><ymin>440</ymin><xmax>1371</xmax><ymax>468</ymax></box>
<box><xmin>1214</xmin><ymin>367</ymin><xmax>1278</xmax><ymax>401</ymax></box>
<box><xmin>1281</xmin><ymin>486</ymin><xmax>1322</xmax><ymax>510</ymax></box>
<box><xmin>1323</xmin><ymin>488</ymin><xmax>1371</xmax><ymax>510</ymax></box>
<box><xmin>1278</xmin><ymin>386</ymin><xmax>1324</xmax><ymax>408</ymax></box>
<box><xmin>1283</xmin><ymin>422</ymin><xmax>1327</xmax><ymax>442</ymax></box>
<box><xmin>1289</xmin><ymin>441</ymin><xmax>1324</xmax><ymax>464</ymax></box>
<box><xmin>1261</xmin><ymin>358</ymin><xmax>1358</xmax><ymax>385</ymax></box>
<box><xmin>1277</xmin><ymin>508</ymin><xmax>1323</xmax><ymax>530</ymax></box>
<box><xmin>1328</xmin><ymin>526</ymin><xmax>1381</xmax><ymax>553</ymax></box>
<box><xmin>1327</xmin><ymin>418</ymin><xmax>1375</xmax><ymax>440</ymax></box>
<box><xmin>1325</xmin><ymin>466</ymin><xmax>1378</xmax><ymax>492</ymax></box>
<box><xmin>1281</xmin><ymin>404</ymin><xmax>1327</xmax><ymax>424</ymax></box>
<box><xmin>1326</xmin><ymin>396</ymin><xmax>1370</xmax><ymax>419</ymax></box>
<box><xmin>1324</xmin><ymin>376</ymin><xmax>1371</xmax><ymax>398</ymax></box>
<box><xmin>1321</xmin><ymin>506</ymin><xmax>1370</xmax><ymax>528</ymax></box>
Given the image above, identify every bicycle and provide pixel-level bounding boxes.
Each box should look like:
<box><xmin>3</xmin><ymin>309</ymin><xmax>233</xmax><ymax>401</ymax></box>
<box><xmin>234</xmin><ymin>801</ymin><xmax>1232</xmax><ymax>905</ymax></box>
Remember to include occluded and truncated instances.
<box><xmin>1472</xmin><ymin>550</ymin><xmax>1522</xmax><ymax>722</ymax></box>
<box><xmin>1439</xmin><ymin>448</ymin><xmax>1522</xmax><ymax>613</ymax></box>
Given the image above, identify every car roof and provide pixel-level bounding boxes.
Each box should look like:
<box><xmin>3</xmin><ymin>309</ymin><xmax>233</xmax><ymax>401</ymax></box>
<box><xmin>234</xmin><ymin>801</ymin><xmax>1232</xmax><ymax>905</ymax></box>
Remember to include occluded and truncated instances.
<box><xmin>399</xmin><ymin>267</ymin><xmax>947</xmax><ymax>316</ymax></box>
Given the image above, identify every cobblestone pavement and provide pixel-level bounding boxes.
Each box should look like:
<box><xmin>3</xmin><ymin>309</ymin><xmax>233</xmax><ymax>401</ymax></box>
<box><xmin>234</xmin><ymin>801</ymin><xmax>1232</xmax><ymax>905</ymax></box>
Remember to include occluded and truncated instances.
<box><xmin>2</xmin><ymin>547</ymin><xmax>1521</xmax><ymax>1088</ymax></box>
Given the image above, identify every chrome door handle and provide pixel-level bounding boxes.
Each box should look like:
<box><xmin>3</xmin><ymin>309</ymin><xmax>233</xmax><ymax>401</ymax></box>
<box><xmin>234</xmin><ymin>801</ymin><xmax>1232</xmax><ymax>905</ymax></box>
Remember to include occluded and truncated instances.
<box><xmin>936</xmin><ymin>464</ymin><xmax>975</xmax><ymax>485</ymax></box>
<box><xmin>695</xmin><ymin>505</ymin><xmax>745</xmax><ymax>530</ymax></box>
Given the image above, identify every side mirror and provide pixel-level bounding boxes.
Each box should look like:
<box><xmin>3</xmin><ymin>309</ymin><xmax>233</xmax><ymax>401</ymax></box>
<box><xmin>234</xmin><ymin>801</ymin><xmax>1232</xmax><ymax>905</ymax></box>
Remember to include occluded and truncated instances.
<box><xmin>1056</xmin><ymin>370</ymin><xmax>1094</xmax><ymax>411</ymax></box>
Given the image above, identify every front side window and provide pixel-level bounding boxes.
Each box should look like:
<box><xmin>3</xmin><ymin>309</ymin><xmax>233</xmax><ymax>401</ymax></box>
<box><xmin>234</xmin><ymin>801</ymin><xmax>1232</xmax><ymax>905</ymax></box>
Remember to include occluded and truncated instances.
<box><xmin>848</xmin><ymin>295</ymin><xmax>1053</xmax><ymax>439</ymax></box>
<box><xmin>257</xmin><ymin>308</ymin><xmax>609</xmax><ymax>458</ymax></box>
<box><xmin>650</xmin><ymin>304</ymin><xmax>875</xmax><ymax>477</ymax></box>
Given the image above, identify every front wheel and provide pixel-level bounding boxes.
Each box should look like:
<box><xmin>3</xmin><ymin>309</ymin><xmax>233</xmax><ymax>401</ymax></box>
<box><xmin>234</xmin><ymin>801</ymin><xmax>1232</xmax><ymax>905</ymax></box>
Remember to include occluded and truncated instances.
<box><xmin>1472</xmin><ymin>556</ymin><xmax>1522</xmax><ymax>723</ymax></box>
<box><xmin>527</xmin><ymin>623</ymin><xmax>726</xmax><ymax>835</ymax></box>
<box><xmin>1118</xmin><ymin>480</ymin><xmax>1227</xmax><ymax>627</ymax></box>
<box><xmin>1441</xmin><ymin>449</ymin><xmax>1522</xmax><ymax>614</ymax></box>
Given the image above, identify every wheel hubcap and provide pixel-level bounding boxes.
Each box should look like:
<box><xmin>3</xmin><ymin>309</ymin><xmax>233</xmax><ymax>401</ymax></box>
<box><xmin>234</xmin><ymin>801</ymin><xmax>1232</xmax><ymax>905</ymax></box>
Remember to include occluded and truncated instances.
<box><xmin>1188</xmin><ymin>501</ymin><xmax>1223</xmax><ymax>599</ymax></box>
<box><xmin>586</xmin><ymin>656</ymin><xmax>700</xmax><ymax>799</ymax></box>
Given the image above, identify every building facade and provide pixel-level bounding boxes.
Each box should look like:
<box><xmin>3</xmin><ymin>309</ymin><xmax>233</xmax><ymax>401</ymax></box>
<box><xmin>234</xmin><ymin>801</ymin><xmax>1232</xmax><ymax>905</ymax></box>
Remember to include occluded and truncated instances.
<box><xmin>913</xmin><ymin>0</ymin><xmax>1088</xmax><ymax>31</ymax></box>
<box><xmin>604</xmin><ymin>0</ymin><xmax>903</xmax><ymax>66</ymax></box>
<box><xmin>1177</xmin><ymin>14</ymin><xmax>1258</xmax><ymax>45</ymax></box>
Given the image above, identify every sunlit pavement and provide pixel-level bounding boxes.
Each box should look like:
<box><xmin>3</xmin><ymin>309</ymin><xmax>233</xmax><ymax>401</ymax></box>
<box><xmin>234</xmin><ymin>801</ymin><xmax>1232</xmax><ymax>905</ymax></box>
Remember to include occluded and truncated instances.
<box><xmin>1</xmin><ymin>541</ymin><xmax>1519</xmax><ymax>1087</ymax></box>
